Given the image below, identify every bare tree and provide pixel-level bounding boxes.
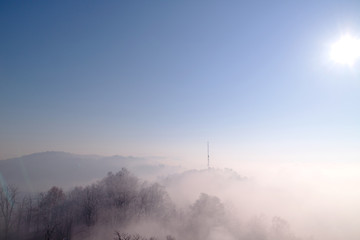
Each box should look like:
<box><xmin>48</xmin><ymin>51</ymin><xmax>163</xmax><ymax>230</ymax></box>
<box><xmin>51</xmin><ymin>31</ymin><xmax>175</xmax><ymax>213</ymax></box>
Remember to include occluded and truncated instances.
<box><xmin>114</xmin><ymin>232</ymin><xmax>132</xmax><ymax>240</ymax></box>
<box><xmin>37</xmin><ymin>186</ymin><xmax>66</xmax><ymax>240</ymax></box>
<box><xmin>113</xmin><ymin>232</ymin><xmax>161</xmax><ymax>240</ymax></box>
<box><xmin>82</xmin><ymin>185</ymin><xmax>100</xmax><ymax>226</ymax></box>
<box><xmin>0</xmin><ymin>185</ymin><xmax>17</xmax><ymax>240</ymax></box>
<box><xmin>185</xmin><ymin>193</ymin><xmax>226</xmax><ymax>239</ymax></box>
<box><xmin>22</xmin><ymin>195</ymin><xmax>35</xmax><ymax>234</ymax></box>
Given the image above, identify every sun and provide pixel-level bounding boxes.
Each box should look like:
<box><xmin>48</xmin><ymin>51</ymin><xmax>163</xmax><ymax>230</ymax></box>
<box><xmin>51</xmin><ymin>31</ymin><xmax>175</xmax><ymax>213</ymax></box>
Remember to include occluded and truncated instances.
<box><xmin>330</xmin><ymin>34</ymin><xmax>360</xmax><ymax>66</ymax></box>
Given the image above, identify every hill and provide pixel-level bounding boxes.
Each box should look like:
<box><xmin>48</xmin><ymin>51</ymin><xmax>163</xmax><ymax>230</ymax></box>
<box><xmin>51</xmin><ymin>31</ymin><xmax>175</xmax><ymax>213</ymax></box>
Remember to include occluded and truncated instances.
<box><xmin>0</xmin><ymin>151</ymin><xmax>180</xmax><ymax>192</ymax></box>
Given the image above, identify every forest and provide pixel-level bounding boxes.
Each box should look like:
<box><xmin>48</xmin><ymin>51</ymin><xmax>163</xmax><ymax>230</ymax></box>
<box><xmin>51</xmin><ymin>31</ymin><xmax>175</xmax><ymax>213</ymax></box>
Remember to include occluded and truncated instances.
<box><xmin>0</xmin><ymin>168</ymin><xmax>300</xmax><ymax>240</ymax></box>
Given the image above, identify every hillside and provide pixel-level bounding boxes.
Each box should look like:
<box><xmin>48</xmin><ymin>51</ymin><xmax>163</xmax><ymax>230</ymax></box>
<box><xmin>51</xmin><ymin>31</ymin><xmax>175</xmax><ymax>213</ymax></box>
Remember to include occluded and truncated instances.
<box><xmin>0</xmin><ymin>151</ymin><xmax>181</xmax><ymax>192</ymax></box>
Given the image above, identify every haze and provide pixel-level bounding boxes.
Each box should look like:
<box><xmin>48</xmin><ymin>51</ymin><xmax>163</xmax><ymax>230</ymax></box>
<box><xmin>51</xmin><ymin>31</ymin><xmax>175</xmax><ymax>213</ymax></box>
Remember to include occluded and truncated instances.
<box><xmin>1</xmin><ymin>1</ymin><xmax>360</xmax><ymax>240</ymax></box>
<box><xmin>1</xmin><ymin>1</ymin><xmax>360</xmax><ymax>163</ymax></box>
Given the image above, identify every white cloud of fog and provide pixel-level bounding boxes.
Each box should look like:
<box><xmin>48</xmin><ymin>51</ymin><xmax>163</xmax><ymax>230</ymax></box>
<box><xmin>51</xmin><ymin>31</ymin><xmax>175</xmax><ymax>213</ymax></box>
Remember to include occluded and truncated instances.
<box><xmin>2</xmin><ymin>152</ymin><xmax>360</xmax><ymax>240</ymax></box>
<box><xmin>162</xmin><ymin>160</ymin><xmax>360</xmax><ymax>240</ymax></box>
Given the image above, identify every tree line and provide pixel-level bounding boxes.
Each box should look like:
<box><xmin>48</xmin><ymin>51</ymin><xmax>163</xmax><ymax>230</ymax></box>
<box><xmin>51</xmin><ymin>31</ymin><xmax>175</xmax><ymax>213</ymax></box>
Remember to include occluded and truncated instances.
<box><xmin>0</xmin><ymin>168</ymin><xmax>300</xmax><ymax>240</ymax></box>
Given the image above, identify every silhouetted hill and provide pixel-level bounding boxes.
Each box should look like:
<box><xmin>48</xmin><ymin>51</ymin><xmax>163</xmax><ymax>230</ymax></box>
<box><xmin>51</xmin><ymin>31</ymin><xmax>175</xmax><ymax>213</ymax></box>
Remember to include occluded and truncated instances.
<box><xmin>0</xmin><ymin>151</ymin><xmax>181</xmax><ymax>192</ymax></box>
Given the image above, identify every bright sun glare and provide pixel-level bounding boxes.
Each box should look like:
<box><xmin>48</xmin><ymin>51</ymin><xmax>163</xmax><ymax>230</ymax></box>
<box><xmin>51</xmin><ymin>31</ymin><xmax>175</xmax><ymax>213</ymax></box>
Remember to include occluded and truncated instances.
<box><xmin>330</xmin><ymin>34</ymin><xmax>360</xmax><ymax>66</ymax></box>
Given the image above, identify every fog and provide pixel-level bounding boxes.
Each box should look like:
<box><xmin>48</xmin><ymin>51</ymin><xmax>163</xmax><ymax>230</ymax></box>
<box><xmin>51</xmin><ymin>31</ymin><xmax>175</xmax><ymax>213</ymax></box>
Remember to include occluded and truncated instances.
<box><xmin>0</xmin><ymin>154</ymin><xmax>360</xmax><ymax>240</ymax></box>
<box><xmin>200</xmin><ymin>160</ymin><xmax>360</xmax><ymax>240</ymax></box>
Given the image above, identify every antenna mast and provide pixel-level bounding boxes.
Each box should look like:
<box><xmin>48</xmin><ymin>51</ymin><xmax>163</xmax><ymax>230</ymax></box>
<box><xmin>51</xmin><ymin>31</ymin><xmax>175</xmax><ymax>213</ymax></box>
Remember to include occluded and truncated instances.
<box><xmin>207</xmin><ymin>141</ymin><xmax>210</xmax><ymax>169</ymax></box>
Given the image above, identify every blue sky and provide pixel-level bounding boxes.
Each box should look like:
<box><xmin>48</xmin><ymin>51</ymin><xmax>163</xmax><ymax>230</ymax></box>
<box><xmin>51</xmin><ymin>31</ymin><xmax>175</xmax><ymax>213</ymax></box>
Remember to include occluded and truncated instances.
<box><xmin>1</xmin><ymin>1</ymin><xmax>360</xmax><ymax>166</ymax></box>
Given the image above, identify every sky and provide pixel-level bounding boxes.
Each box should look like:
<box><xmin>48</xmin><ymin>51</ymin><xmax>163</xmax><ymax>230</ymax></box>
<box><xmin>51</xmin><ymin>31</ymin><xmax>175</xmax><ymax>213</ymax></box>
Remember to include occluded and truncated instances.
<box><xmin>1</xmin><ymin>1</ymin><xmax>360</xmax><ymax>167</ymax></box>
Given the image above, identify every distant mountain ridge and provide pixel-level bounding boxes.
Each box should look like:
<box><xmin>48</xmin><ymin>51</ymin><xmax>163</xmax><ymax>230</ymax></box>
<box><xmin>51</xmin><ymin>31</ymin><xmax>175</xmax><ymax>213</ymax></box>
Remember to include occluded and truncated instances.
<box><xmin>0</xmin><ymin>151</ymin><xmax>181</xmax><ymax>193</ymax></box>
